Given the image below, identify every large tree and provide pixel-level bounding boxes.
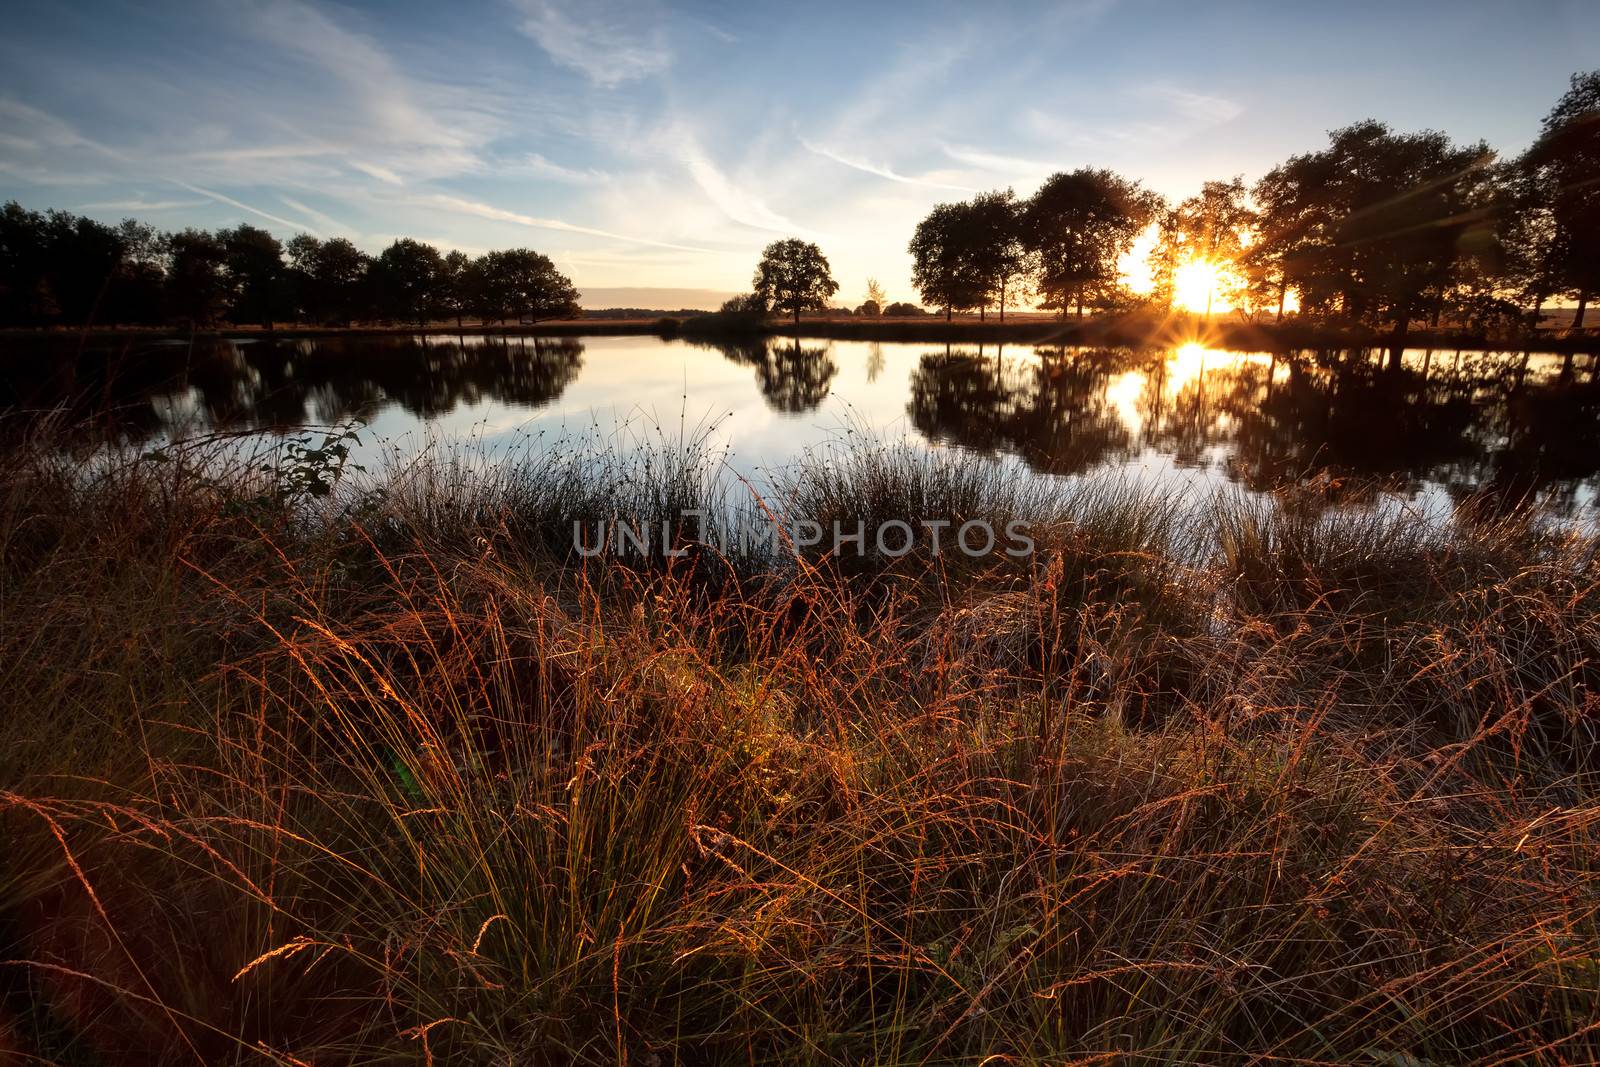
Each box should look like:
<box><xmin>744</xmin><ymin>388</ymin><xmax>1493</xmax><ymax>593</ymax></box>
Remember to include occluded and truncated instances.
<box><xmin>105</xmin><ymin>219</ymin><xmax>168</xmax><ymax>326</ymax></box>
<box><xmin>1154</xmin><ymin>177</ymin><xmax>1254</xmax><ymax>319</ymax></box>
<box><xmin>219</xmin><ymin>224</ymin><xmax>288</xmax><ymax>328</ymax></box>
<box><xmin>908</xmin><ymin>202</ymin><xmax>988</xmax><ymax>320</ymax></box>
<box><xmin>1495</xmin><ymin>160</ymin><xmax>1563</xmax><ymax>322</ymax></box>
<box><xmin>440</xmin><ymin>249</ymin><xmax>472</xmax><ymax>329</ymax></box>
<box><xmin>1252</xmin><ymin>121</ymin><xmax>1497</xmax><ymax>356</ymax></box>
<box><xmin>0</xmin><ymin>205</ymin><xmax>133</xmax><ymax>326</ymax></box>
<box><xmin>471</xmin><ymin>249</ymin><xmax>579</xmax><ymax>324</ymax></box>
<box><xmin>287</xmin><ymin>235</ymin><xmax>371</xmax><ymax>325</ymax></box>
<box><xmin>1022</xmin><ymin>168</ymin><xmax>1161</xmax><ymax>318</ymax></box>
<box><xmin>1522</xmin><ymin>70</ymin><xmax>1600</xmax><ymax>327</ymax></box>
<box><xmin>371</xmin><ymin>238</ymin><xmax>445</xmax><ymax>327</ymax></box>
<box><xmin>753</xmin><ymin>238</ymin><xmax>838</xmax><ymax>325</ymax></box>
<box><xmin>164</xmin><ymin>229</ymin><xmax>229</xmax><ymax>326</ymax></box>
<box><xmin>964</xmin><ymin>190</ymin><xmax>1028</xmax><ymax>321</ymax></box>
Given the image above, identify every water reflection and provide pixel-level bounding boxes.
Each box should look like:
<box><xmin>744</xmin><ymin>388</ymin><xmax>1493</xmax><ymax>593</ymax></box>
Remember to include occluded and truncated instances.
<box><xmin>908</xmin><ymin>343</ymin><xmax>1600</xmax><ymax>510</ymax></box>
<box><xmin>692</xmin><ymin>336</ymin><xmax>838</xmax><ymax>413</ymax></box>
<box><xmin>4</xmin><ymin>335</ymin><xmax>584</xmax><ymax>439</ymax></box>
<box><xmin>2</xmin><ymin>334</ymin><xmax>1597</xmax><ymax>511</ymax></box>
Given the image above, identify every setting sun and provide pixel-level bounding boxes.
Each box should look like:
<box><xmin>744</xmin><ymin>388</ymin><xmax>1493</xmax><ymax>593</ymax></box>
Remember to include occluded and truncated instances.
<box><xmin>1172</xmin><ymin>258</ymin><xmax>1237</xmax><ymax>314</ymax></box>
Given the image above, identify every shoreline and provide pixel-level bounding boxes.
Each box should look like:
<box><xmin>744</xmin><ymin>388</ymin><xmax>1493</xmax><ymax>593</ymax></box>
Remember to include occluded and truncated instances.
<box><xmin>3</xmin><ymin>314</ymin><xmax>1598</xmax><ymax>354</ymax></box>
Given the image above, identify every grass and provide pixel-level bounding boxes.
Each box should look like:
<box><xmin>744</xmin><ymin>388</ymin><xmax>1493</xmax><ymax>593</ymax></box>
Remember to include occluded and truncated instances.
<box><xmin>0</xmin><ymin>424</ymin><xmax>1597</xmax><ymax>1064</ymax></box>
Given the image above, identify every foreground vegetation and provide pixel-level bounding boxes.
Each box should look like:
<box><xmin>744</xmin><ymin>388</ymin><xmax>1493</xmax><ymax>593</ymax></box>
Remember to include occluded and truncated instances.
<box><xmin>1</xmin><ymin>427</ymin><xmax>1598</xmax><ymax>1064</ymax></box>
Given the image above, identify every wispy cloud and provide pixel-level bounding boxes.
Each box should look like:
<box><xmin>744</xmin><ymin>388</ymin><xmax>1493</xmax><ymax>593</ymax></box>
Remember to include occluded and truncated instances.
<box><xmin>279</xmin><ymin>195</ymin><xmax>352</xmax><ymax>236</ymax></box>
<box><xmin>241</xmin><ymin>0</ymin><xmax>496</xmax><ymax>182</ymax></box>
<box><xmin>940</xmin><ymin>143</ymin><xmax>1058</xmax><ymax>179</ymax></box>
<box><xmin>1025</xmin><ymin>83</ymin><xmax>1245</xmax><ymax>153</ymax></box>
<box><xmin>0</xmin><ymin>160</ymin><xmax>108</xmax><ymax>186</ymax></box>
<box><xmin>424</xmin><ymin>193</ymin><xmax>715</xmax><ymax>253</ymax></box>
<box><xmin>679</xmin><ymin>138</ymin><xmax>818</xmax><ymax>238</ymax></box>
<box><xmin>512</xmin><ymin>152</ymin><xmax>611</xmax><ymax>184</ymax></box>
<box><xmin>351</xmin><ymin>161</ymin><xmax>404</xmax><ymax>186</ymax></box>
<box><xmin>1143</xmin><ymin>85</ymin><xmax>1244</xmax><ymax>126</ymax></box>
<box><xmin>800</xmin><ymin>138</ymin><xmax>975</xmax><ymax>193</ymax></box>
<box><xmin>0</xmin><ymin>97</ymin><xmax>123</xmax><ymax>156</ymax></box>
<box><xmin>77</xmin><ymin>197</ymin><xmax>209</xmax><ymax>212</ymax></box>
<box><xmin>172</xmin><ymin>181</ymin><xmax>319</xmax><ymax>234</ymax></box>
<box><xmin>511</xmin><ymin>0</ymin><xmax>671</xmax><ymax>87</ymax></box>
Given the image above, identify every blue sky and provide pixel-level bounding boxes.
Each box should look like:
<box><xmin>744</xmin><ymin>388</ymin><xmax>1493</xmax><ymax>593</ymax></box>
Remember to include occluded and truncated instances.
<box><xmin>1</xmin><ymin>0</ymin><xmax>1596</xmax><ymax>307</ymax></box>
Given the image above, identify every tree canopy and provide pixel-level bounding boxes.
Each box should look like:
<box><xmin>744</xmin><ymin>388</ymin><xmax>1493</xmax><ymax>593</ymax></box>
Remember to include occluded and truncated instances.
<box><xmin>753</xmin><ymin>239</ymin><xmax>839</xmax><ymax>325</ymax></box>
<box><xmin>1522</xmin><ymin>70</ymin><xmax>1600</xmax><ymax>325</ymax></box>
<box><xmin>1022</xmin><ymin>168</ymin><xmax>1161</xmax><ymax>318</ymax></box>
<box><xmin>1251</xmin><ymin>121</ymin><xmax>1497</xmax><ymax>345</ymax></box>
<box><xmin>0</xmin><ymin>206</ymin><xmax>581</xmax><ymax>330</ymax></box>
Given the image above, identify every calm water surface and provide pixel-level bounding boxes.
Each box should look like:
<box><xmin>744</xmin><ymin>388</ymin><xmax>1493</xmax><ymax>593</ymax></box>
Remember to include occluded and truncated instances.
<box><xmin>7</xmin><ymin>333</ymin><xmax>1599</xmax><ymax>519</ymax></box>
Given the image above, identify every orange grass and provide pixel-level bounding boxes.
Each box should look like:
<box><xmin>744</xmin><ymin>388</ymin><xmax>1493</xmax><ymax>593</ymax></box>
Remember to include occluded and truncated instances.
<box><xmin>0</xmin><ymin>431</ymin><xmax>1597</xmax><ymax>1064</ymax></box>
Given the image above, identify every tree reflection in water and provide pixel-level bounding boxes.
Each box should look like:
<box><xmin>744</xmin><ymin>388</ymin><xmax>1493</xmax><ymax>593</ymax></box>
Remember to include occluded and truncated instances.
<box><xmin>695</xmin><ymin>336</ymin><xmax>838</xmax><ymax>414</ymax></box>
<box><xmin>2</xmin><ymin>334</ymin><xmax>585</xmax><ymax>442</ymax></box>
<box><xmin>4</xmin><ymin>335</ymin><xmax>1597</xmax><ymax>510</ymax></box>
<box><xmin>908</xmin><ymin>343</ymin><xmax>1600</xmax><ymax>510</ymax></box>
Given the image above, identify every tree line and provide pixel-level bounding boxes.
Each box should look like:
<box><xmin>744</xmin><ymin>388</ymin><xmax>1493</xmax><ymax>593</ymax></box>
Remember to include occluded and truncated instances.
<box><xmin>0</xmin><ymin>210</ymin><xmax>580</xmax><ymax>329</ymax></box>
<box><xmin>899</xmin><ymin>71</ymin><xmax>1598</xmax><ymax>339</ymax></box>
<box><xmin>2</xmin><ymin>71</ymin><xmax>1593</xmax><ymax>338</ymax></box>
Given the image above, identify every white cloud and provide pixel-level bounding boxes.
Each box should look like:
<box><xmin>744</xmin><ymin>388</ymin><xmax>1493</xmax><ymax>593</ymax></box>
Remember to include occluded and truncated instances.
<box><xmin>279</xmin><ymin>195</ymin><xmax>352</xmax><ymax>236</ymax></box>
<box><xmin>423</xmin><ymin>193</ymin><xmax>716</xmax><ymax>253</ymax></box>
<box><xmin>351</xmin><ymin>162</ymin><xmax>404</xmax><ymax>186</ymax></box>
<box><xmin>172</xmin><ymin>181</ymin><xmax>320</xmax><ymax>234</ymax></box>
<box><xmin>1143</xmin><ymin>85</ymin><xmax>1244</xmax><ymax>125</ymax></box>
<box><xmin>800</xmin><ymin>138</ymin><xmax>976</xmax><ymax>193</ymax></box>
<box><xmin>77</xmin><ymin>197</ymin><xmax>209</xmax><ymax>212</ymax></box>
<box><xmin>512</xmin><ymin>152</ymin><xmax>610</xmax><ymax>184</ymax></box>
<box><xmin>678</xmin><ymin>137</ymin><xmax>819</xmax><ymax>238</ymax></box>
<box><xmin>940</xmin><ymin>143</ymin><xmax>1058</xmax><ymax>179</ymax></box>
<box><xmin>511</xmin><ymin>0</ymin><xmax>671</xmax><ymax>87</ymax></box>
<box><xmin>237</xmin><ymin>0</ymin><xmax>498</xmax><ymax>183</ymax></box>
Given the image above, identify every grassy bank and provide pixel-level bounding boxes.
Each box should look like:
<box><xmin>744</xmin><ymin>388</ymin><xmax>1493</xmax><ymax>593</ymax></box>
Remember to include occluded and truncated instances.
<box><xmin>1</xmin><ymin>429</ymin><xmax>1597</xmax><ymax>1064</ymax></box>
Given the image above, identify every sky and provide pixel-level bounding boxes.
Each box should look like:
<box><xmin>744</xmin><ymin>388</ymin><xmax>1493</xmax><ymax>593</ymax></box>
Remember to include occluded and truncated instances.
<box><xmin>1</xmin><ymin>0</ymin><xmax>1597</xmax><ymax>309</ymax></box>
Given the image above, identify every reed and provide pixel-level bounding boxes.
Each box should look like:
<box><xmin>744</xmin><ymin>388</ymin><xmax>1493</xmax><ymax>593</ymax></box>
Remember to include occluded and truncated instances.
<box><xmin>1</xmin><ymin>426</ymin><xmax>1596</xmax><ymax>1064</ymax></box>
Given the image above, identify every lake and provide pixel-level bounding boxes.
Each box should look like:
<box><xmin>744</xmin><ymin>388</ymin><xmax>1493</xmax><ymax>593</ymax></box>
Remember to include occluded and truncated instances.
<box><xmin>5</xmin><ymin>332</ymin><xmax>1599</xmax><ymax>519</ymax></box>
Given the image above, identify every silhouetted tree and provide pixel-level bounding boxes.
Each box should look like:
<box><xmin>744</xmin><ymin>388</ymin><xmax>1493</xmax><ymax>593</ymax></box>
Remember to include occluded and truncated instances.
<box><xmin>1252</xmin><ymin>121</ymin><xmax>1497</xmax><ymax>360</ymax></box>
<box><xmin>219</xmin><ymin>224</ymin><xmax>288</xmax><ymax>328</ymax></box>
<box><xmin>965</xmin><ymin>190</ymin><xmax>1028</xmax><ymax>321</ymax></box>
<box><xmin>1246</xmin><ymin>160</ymin><xmax>1325</xmax><ymax>323</ymax></box>
<box><xmin>721</xmin><ymin>292</ymin><xmax>767</xmax><ymax>314</ymax></box>
<box><xmin>165</xmin><ymin>229</ymin><xmax>229</xmax><ymax>326</ymax></box>
<box><xmin>753</xmin><ymin>239</ymin><xmax>838</xmax><ymax>326</ymax></box>
<box><xmin>882</xmin><ymin>301</ymin><xmax>925</xmax><ymax>317</ymax></box>
<box><xmin>469</xmin><ymin>249</ymin><xmax>579</xmax><ymax>325</ymax></box>
<box><xmin>909</xmin><ymin>202</ymin><xmax>987</xmax><ymax>320</ymax></box>
<box><xmin>45</xmin><ymin>211</ymin><xmax>127</xmax><ymax>324</ymax></box>
<box><xmin>104</xmin><ymin>219</ymin><xmax>168</xmax><ymax>326</ymax></box>
<box><xmin>284</xmin><ymin>233</ymin><xmax>318</xmax><ymax>320</ymax></box>
<box><xmin>1155</xmin><ymin>177</ymin><xmax>1254</xmax><ymax>319</ymax></box>
<box><xmin>287</xmin><ymin>236</ymin><xmax>371</xmax><ymax>325</ymax></box>
<box><xmin>0</xmin><ymin>207</ymin><xmax>132</xmax><ymax>325</ymax></box>
<box><xmin>0</xmin><ymin>202</ymin><xmax>50</xmax><ymax>324</ymax></box>
<box><xmin>440</xmin><ymin>249</ymin><xmax>471</xmax><ymax>329</ymax></box>
<box><xmin>1022</xmin><ymin>168</ymin><xmax>1161</xmax><ymax>318</ymax></box>
<box><xmin>1523</xmin><ymin>70</ymin><xmax>1600</xmax><ymax>327</ymax></box>
<box><xmin>1496</xmin><ymin>160</ymin><xmax>1563</xmax><ymax>323</ymax></box>
<box><xmin>371</xmin><ymin>238</ymin><xmax>445</xmax><ymax>327</ymax></box>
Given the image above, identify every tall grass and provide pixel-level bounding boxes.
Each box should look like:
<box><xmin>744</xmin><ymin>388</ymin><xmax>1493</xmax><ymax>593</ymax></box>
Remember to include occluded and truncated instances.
<box><xmin>1</xmin><ymin>428</ymin><xmax>1597</xmax><ymax>1064</ymax></box>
